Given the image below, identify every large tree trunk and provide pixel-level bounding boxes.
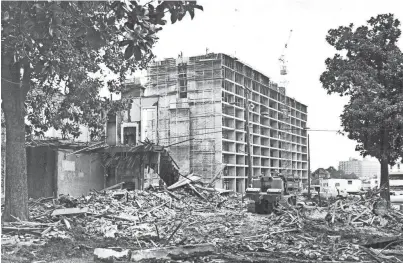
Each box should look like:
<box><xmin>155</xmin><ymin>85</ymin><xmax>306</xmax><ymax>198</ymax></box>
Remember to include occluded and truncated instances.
<box><xmin>379</xmin><ymin>159</ymin><xmax>390</xmax><ymax>203</ymax></box>
<box><xmin>1</xmin><ymin>67</ymin><xmax>29</xmax><ymax>221</ymax></box>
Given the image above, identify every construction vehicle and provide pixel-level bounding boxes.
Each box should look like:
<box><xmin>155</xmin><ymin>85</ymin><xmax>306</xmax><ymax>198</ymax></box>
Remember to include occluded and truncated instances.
<box><xmin>245</xmin><ymin>174</ymin><xmax>297</xmax><ymax>214</ymax></box>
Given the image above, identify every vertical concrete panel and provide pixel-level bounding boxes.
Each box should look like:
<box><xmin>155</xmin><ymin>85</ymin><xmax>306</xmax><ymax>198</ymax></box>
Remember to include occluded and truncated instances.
<box><xmin>130</xmin><ymin>98</ymin><xmax>142</xmax><ymax>121</ymax></box>
<box><xmin>229</xmin><ymin>179</ymin><xmax>236</xmax><ymax>191</ymax></box>
<box><xmin>27</xmin><ymin>147</ymin><xmax>55</xmax><ymax>198</ymax></box>
<box><xmin>107</xmin><ymin>122</ymin><xmax>117</xmax><ymax>146</ymax></box>
<box><xmin>57</xmin><ymin>150</ymin><xmax>104</xmax><ymax>197</ymax></box>
<box><xmin>169</xmin><ymin>106</ymin><xmax>191</xmax><ymax>175</ymax></box>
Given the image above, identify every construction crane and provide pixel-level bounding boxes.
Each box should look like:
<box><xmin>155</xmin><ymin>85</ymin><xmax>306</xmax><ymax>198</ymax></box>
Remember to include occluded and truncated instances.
<box><xmin>277</xmin><ymin>29</ymin><xmax>295</xmax><ymax>189</ymax></box>
<box><xmin>279</xmin><ymin>29</ymin><xmax>293</xmax><ymax>80</ymax></box>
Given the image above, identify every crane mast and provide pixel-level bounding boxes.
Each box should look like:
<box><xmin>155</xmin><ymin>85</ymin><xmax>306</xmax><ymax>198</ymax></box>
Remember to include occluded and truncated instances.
<box><xmin>277</xmin><ymin>29</ymin><xmax>294</xmax><ymax>185</ymax></box>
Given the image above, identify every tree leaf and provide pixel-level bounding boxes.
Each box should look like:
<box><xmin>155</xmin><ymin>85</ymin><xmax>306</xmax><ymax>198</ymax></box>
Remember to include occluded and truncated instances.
<box><xmin>86</xmin><ymin>29</ymin><xmax>103</xmax><ymax>49</ymax></box>
<box><xmin>54</xmin><ymin>28</ymin><xmax>61</xmax><ymax>38</ymax></box>
<box><xmin>119</xmin><ymin>40</ymin><xmax>132</xmax><ymax>47</ymax></box>
<box><xmin>188</xmin><ymin>8</ymin><xmax>195</xmax><ymax>20</ymax></box>
<box><xmin>50</xmin><ymin>3</ymin><xmax>64</xmax><ymax>14</ymax></box>
<box><xmin>124</xmin><ymin>44</ymin><xmax>135</xmax><ymax>60</ymax></box>
<box><xmin>178</xmin><ymin>12</ymin><xmax>185</xmax><ymax>21</ymax></box>
<box><xmin>3</xmin><ymin>11</ymin><xmax>9</xmax><ymax>21</ymax></box>
<box><xmin>54</xmin><ymin>17</ymin><xmax>62</xmax><ymax>26</ymax></box>
<box><xmin>171</xmin><ymin>12</ymin><xmax>178</xmax><ymax>24</ymax></box>
<box><xmin>133</xmin><ymin>46</ymin><xmax>141</xmax><ymax>61</ymax></box>
<box><xmin>194</xmin><ymin>5</ymin><xmax>204</xmax><ymax>11</ymax></box>
<box><xmin>106</xmin><ymin>16</ymin><xmax>116</xmax><ymax>26</ymax></box>
<box><xmin>75</xmin><ymin>27</ymin><xmax>87</xmax><ymax>37</ymax></box>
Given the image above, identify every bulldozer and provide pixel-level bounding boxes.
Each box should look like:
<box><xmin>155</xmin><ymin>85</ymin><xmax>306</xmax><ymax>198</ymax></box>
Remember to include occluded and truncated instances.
<box><xmin>245</xmin><ymin>174</ymin><xmax>298</xmax><ymax>214</ymax></box>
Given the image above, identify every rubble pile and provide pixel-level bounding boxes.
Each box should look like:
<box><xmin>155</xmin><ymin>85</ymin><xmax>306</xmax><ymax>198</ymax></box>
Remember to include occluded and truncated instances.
<box><xmin>2</xmin><ymin>181</ymin><xmax>403</xmax><ymax>262</ymax></box>
<box><xmin>318</xmin><ymin>197</ymin><xmax>403</xmax><ymax>228</ymax></box>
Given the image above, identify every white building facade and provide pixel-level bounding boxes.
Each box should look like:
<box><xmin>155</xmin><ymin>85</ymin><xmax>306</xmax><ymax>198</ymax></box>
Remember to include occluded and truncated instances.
<box><xmin>339</xmin><ymin>157</ymin><xmax>380</xmax><ymax>180</ymax></box>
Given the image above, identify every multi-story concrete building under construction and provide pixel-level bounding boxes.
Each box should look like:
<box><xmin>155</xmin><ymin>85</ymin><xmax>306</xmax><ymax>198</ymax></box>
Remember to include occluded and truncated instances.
<box><xmin>120</xmin><ymin>53</ymin><xmax>308</xmax><ymax>192</ymax></box>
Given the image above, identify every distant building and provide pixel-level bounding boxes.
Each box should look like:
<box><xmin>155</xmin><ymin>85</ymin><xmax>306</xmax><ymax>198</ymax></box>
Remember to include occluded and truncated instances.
<box><xmin>339</xmin><ymin>157</ymin><xmax>380</xmax><ymax>180</ymax></box>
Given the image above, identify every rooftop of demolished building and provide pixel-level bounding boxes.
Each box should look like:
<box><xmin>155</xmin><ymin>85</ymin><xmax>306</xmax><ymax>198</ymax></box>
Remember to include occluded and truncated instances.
<box><xmin>2</xmin><ymin>175</ymin><xmax>403</xmax><ymax>263</ymax></box>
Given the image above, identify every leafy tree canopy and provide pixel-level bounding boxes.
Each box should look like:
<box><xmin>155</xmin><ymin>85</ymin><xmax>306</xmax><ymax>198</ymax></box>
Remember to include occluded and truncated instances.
<box><xmin>2</xmin><ymin>1</ymin><xmax>203</xmax><ymax>139</ymax></box>
<box><xmin>320</xmin><ymin>13</ymin><xmax>403</xmax><ymax>165</ymax></box>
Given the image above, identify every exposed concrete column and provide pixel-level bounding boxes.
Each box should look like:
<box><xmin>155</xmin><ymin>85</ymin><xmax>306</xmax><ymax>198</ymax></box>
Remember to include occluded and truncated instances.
<box><xmin>229</xmin><ymin>179</ymin><xmax>236</xmax><ymax>192</ymax></box>
<box><xmin>237</xmin><ymin>178</ymin><xmax>245</xmax><ymax>193</ymax></box>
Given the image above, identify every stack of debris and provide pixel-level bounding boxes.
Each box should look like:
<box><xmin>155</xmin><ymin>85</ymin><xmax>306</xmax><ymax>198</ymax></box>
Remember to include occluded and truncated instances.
<box><xmin>2</xmin><ymin>176</ymin><xmax>403</xmax><ymax>262</ymax></box>
<box><xmin>302</xmin><ymin>196</ymin><xmax>403</xmax><ymax>228</ymax></box>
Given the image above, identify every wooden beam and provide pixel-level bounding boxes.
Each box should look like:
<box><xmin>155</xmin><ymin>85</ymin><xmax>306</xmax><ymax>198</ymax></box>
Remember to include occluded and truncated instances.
<box><xmin>51</xmin><ymin>207</ymin><xmax>89</xmax><ymax>216</ymax></box>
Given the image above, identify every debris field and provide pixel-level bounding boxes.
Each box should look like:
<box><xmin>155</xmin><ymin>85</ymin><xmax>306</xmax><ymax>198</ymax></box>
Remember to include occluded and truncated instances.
<box><xmin>1</xmin><ymin>178</ymin><xmax>403</xmax><ymax>263</ymax></box>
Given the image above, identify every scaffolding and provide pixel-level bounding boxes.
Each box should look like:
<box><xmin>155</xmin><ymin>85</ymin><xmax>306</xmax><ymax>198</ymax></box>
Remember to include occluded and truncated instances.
<box><xmin>145</xmin><ymin>54</ymin><xmax>222</xmax><ymax>182</ymax></box>
<box><xmin>145</xmin><ymin>52</ymin><xmax>308</xmax><ymax>192</ymax></box>
<box><xmin>278</xmin><ymin>87</ymin><xmax>293</xmax><ymax>178</ymax></box>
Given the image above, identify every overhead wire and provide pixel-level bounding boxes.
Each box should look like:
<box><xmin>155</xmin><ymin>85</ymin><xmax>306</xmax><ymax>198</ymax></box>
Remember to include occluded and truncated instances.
<box><xmin>155</xmin><ymin>126</ymin><xmax>402</xmax><ymax>143</ymax></box>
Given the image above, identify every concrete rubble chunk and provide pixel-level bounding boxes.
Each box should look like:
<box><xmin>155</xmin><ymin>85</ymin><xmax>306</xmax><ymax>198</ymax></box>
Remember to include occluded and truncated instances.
<box><xmin>130</xmin><ymin>243</ymin><xmax>215</xmax><ymax>261</ymax></box>
<box><xmin>94</xmin><ymin>248</ymin><xmax>131</xmax><ymax>262</ymax></box>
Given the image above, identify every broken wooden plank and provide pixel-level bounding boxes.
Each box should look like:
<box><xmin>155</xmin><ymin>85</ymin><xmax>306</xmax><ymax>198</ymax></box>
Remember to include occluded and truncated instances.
<box><xmin>154</xmin><ymin>224</ymin><xmax>160</xmax><ymax>241</ymax></box>
<box><xmin>193</xmin><ymin>185</ymin><xmax>217</xmax><ymax>192</ymax></box>
<box><xmin>351</xmin><ymin>209</ymin><xmax>368</xmax><ymax>223</ymax></box>
<box><xmin>164</xmin><ymin>190</ymin><xmax>180</xmax><ymax>201</ymax></box>
<box><xmin>372</xmin><ymin>249</ymin><xmax>403</xmax><ymax>256</ymax></box>
<box><xmin>100</xmin><ymin>182</ymin><xmax>125</xmax><ymax>192</ymax></box>
<box><xmin>41</xmin><ymin>226</ymin><xmax>53</xmax><ymax>236</ymax></box>
<box><xmin>63</xmin><ymin>218</ymin><xmax>71</xmax><ymax>229</ymax></box>
<box><xmin>139</xmin><ymin>201</ymin><xmax>169</xmax><ymax>219</ymax></box>
<box><xmin>90</xmin><ymin>212</ymin><xmax>139</xmax><ymax>222</ymax></box>
<box><xmin>360</xmin><ymin>246</ymin><xmax>383</xmax><ymax>263</ymax></box>
<box><xmin>2</xmin><ymin>227</ymin><xmax>44</xmax><ymax>236</ymax></box>
<box><xmin>244</xmin><ymin>228</ymin><xmax>300</xmax><ymax>240</ymax></box>
<box><xmin>51</xmin><ymin>207</ymin><xmax>89</xmax><ymax>217</ymax></box>
<box><xmin>165</xmin><ymin>222</ymin><xmax>183</xmax><ymax>245</ymax></box>
<box><xmin>188</xmin><ymin>184</ymin><xmax>207</xmax><ymax>201</ymax></box>
<box><xmin>6</xmin><ymin>221</ymin><xmax>56</xmax><ymax>227</ymax></box>
<box><xmin>362</xmin><ymin>236</ymin><xmax>402</xmax><ymax>249</ymax></box>
<box><xmin>167</xmin><ymin>174</ymin><xmax>201</xmax><ymax>190</ymax></box>
<box><xmin>193</xmin><ymin>185</ymin><xmax>232</xmax><ymax>195</ymax></box>
<box><xmin>130</xmin><ymin>243</ymin><xmax>215</xmax><ymax>261</ymax></box>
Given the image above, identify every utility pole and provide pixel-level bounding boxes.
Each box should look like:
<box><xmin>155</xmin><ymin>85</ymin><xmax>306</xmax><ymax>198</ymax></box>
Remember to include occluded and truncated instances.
<box><xmin>307</xmin><ymin>133</ymin><xmax>311</xmax><ymax>197</ymax></box>
<box><xmin>244</xmin><ymin>88</ymin><xmax>253</xmax><ymax>188</ymax></box>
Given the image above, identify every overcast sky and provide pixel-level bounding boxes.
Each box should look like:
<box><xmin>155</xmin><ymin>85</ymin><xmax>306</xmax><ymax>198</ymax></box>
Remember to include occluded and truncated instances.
<box><xmin>144</xmin><ymin>0</ymin><xmax>403</xmax><ymax>170</ymax></box>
